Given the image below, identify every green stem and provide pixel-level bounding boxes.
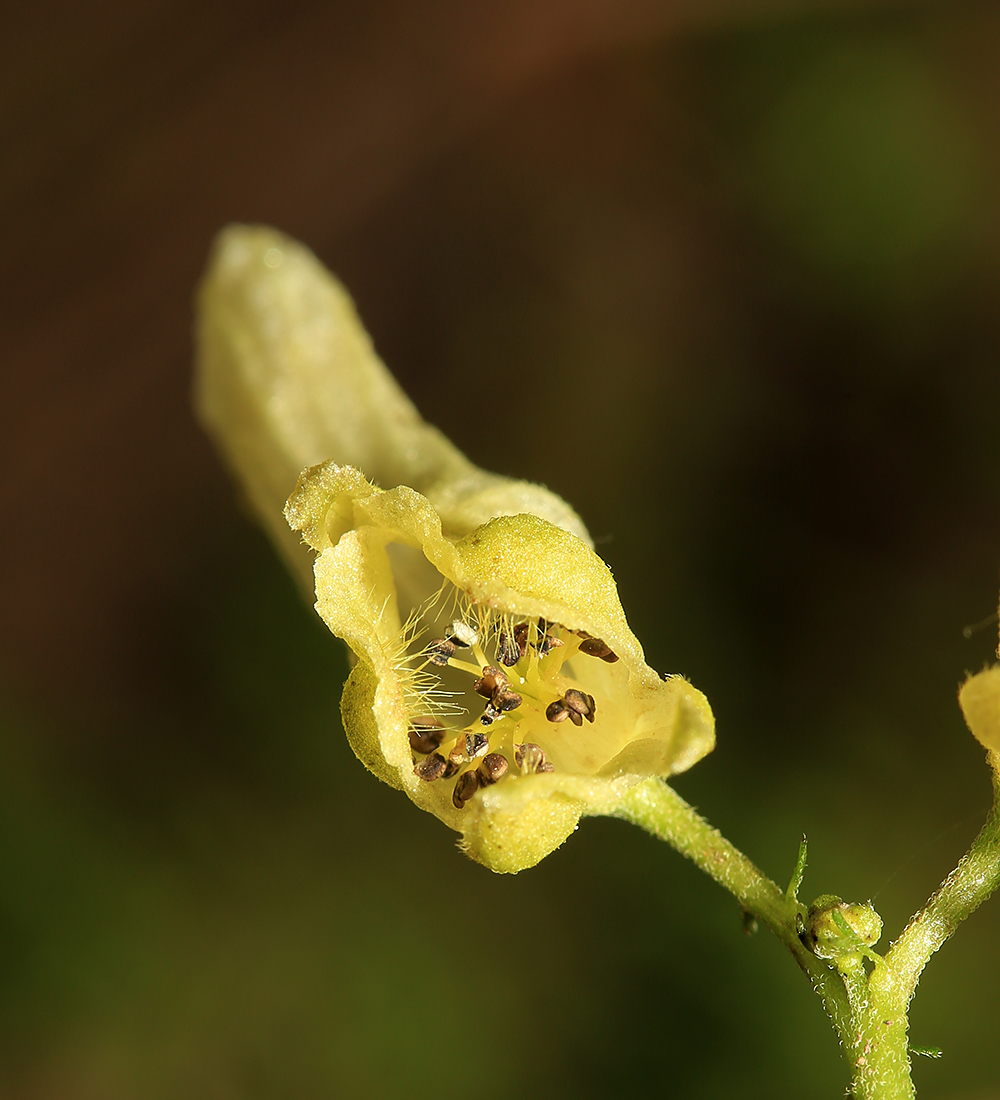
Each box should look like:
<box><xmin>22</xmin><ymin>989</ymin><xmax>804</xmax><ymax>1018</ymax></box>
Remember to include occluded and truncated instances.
<box><xmin>614</xmin><ymin>779</ymin><xmax>854</xmax><ymax>1049</ymax></box>
<box><xmin>846</xmin><ymin>749</ymin><xmax>1000</xmax><ymax>1097</ymax></box>
<box><xmin>886</xmin><ymin>749</ymin><xmax>1000</xmax><ymax>1000</ymax></box>
<box><xmin>615</xmin><ymin>779</ymin><xmax>923</xmax><ymax>1098</ymax></box>
<box><xmin>847</xmin><ymin>964</ymin><xmax>913</xmax><ymax>1100</ymax></box>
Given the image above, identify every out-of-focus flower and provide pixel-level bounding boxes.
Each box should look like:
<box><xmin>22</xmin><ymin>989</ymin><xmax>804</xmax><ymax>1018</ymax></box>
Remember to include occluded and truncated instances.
<box><xmin>197</xmin><ymin>226</ymin><xmax>714</xmax><ymax>872</ymax></box>
<box><xmin>959</xmin><ymin>666</ymin><xmax>1000</xmax><ymax>754</ymax></box>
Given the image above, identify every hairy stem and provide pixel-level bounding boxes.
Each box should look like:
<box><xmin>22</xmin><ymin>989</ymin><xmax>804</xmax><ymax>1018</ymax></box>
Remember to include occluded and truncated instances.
<box><xmin>617</xmin><ymin>762</ymin><xmax>1000</xmax><ymax>1099</ymax></box>
<box><xmin>614</xmin><ymin>779</ymin><xmax>854</xmax><ymax>1048</ymax></box>
<box><xmin>886</xmin><ymin>749</ymin><xmax>1000</xmax><ymax>1002</ymax></box>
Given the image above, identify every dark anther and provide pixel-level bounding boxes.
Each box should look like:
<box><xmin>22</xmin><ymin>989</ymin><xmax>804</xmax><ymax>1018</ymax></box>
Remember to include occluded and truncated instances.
<box><xmin>478</xmin><ymin>753</ymin><xmax>509</xmax><ymax>785</ymax></box>
<box><xmin>533</xmin><ymin>620</ymin><xmax>563</xmax><ymax>656</ymax></box>
<box><xmin>563</xmin><ymin>689</ymin><xmax>596</xmax><ymax>724</ymax></box>
<box><xmin>497</xmin><ymin>622</ymin><xmax>530</xmax><ymax>666</ymax></box>
<box><xmin>414</xmin><ymin>752</ymin><xmax>448</xmax><ymax>781</ymax></box>
<box><xmin>473</xmin><ymin>666</ymin><xmax>508</xmax><ymax>700</ymax></box>
<box><xmin>465</xmin><ymin>732</ymin><xmax>489</xmax><ymax>759</ymax></box>
<box><xmin>475</xmin><ymin>666</ymin><xmax>521</xmax><ymax>725</ymax></box>
<box><xmin>514</xmin><ymin>743</ymin><xmax>554</xmax><ymax>775</ymax></box>
<box><xmin>453</xmin><ymin>770</ymin><xmax>480</xmax><ymax>808</ymax></box>
<box><xmin>578</xmin><ymin>636</ymin><xmax>619</xmax><ymax>663</ymax></box>
<box><xmin>496</xmin><ymin>630</ymin><xmax>522</xmax><ymax>667</ymax></box>
<box><xmin>546</xmin><ymin>700</ymin><xmax>570</xmax><ymax>723</ymax></box>
<box><xmin>427</xmin><ymin>638</ymin><xmax>456</xmax><ymax>666</ymax></box>
<box><xmin>494</xmin><ymin>689</ymin><xmax>522</xmax><ymax>713</ymax></box>
<box><xmin>408</xmin><ymin>719</ymin><xmax>445</xmax><ymax>755</ymax></box>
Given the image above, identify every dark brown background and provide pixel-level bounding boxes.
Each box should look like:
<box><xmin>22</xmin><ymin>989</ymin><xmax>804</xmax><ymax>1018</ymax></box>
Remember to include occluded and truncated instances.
<box><xmin>4</xmin><ymin>1</ymin><xmax>1000</xmax><ymax>1097</ymax></box>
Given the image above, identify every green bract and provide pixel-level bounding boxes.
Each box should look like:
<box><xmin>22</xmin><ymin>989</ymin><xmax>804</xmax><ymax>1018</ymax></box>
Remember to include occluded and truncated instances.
<box><xmin>197</xmin><ymin>225</ymin><xmax>715</xmax><ymax>873</ymax></box>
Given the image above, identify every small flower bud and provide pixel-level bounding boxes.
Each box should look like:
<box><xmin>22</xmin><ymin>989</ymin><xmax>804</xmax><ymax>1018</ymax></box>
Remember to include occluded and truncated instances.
<box><xmin>798</xmin><ymin>894</ymin><xmax>882</xmax><ymax>971</ymax></box>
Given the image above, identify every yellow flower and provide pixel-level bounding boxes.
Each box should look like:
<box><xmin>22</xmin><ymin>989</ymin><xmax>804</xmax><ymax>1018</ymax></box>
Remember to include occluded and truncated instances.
<box><xmin>959</xmin><ymin>666</ymin><xmax>1000</xmax><ymax>754</ymax></box>
<box><xmin>197</xmin><ymin>225</ymin><xmax>715</xmax><ymax>872</ymax></box>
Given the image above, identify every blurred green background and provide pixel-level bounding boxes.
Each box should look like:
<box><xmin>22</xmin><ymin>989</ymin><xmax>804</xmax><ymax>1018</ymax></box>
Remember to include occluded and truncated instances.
<box><xmin>4</xmin><ymin>1</ymin><xmax>1000</xmax><ymax>1096</ymax></box>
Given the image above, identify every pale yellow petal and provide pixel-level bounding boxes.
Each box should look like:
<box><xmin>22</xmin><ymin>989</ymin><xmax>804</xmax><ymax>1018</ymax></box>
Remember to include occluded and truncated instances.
<box><xmin>196</xmin><ymin>225</ymin><xmax>589</xmax><ymax>588</ymax></box>
<box><xmin>959</xmin><ymin>666</ymin><xmax>1000</xmax><ymax>753</ymax></box>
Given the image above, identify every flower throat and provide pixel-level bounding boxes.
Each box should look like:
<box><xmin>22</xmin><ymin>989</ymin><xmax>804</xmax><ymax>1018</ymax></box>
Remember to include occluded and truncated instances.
<box><xmin>398</xmin><ymin>589</ymin><xmax>619</xmax><ymax>810</ymax></box>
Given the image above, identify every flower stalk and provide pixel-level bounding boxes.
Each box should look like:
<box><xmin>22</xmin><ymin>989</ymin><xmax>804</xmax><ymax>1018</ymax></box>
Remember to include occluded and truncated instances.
<box><xmin>616</xmin><ymin>779</ymin><xmax>915</xmax><ymax>1097</ymax></box>
<box><xmin>887</xmin><ymin>748</ymin><xmax>1000</xmax><ymax>1001</ymax></box>
<box><xmin>614</xmin><ymin>779</ymin><xmax>856</xmax><ymax>1052</ymax></box>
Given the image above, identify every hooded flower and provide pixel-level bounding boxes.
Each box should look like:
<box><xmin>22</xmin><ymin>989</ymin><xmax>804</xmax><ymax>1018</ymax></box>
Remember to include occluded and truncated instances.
<box><xmin>197</xmin><ymin>225</ymin><xmax>715</xmax><ymax>872</ymax></box>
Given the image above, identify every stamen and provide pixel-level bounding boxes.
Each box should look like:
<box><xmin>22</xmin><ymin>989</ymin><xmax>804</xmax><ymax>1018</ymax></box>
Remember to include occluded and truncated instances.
<box><xmin>414</xmin><ymin>752</ymin><xmax>448</xmax><ymax>781</ymax></box>
<box><xmin>564</xmin><ymin>689</ymin><xmax>596</xmax><ymax>724</ymax></box>
<box><xmin>408</xmin><ymin>719</ymin><xmax>445</xmax><ymax>754</ymax></box>
<box><xmin>473</xmin><ymin>666</ymin><xmax>508</xmax><ymax>699</ymax></box>
<box><xmin>426</xmin><ymin>638</ymin><xmax>456</xmax><ymax>666</ymax></box>
<box><xmin>475</xmin><ymin>665</ymin><xmax>523</xmax><ymax>725</ymax></box>
<box><xmin>546</xmin><ymin>690</ymin><xmax>596</xmax><ymax>726</ymax></box>
<box><xmin>578</xmin><ymin>636</ymin><xmax>619</xmax><ymax>663</ymax></box>
<box><xmin>496</xmin><ymin>627</ymin><xmax>524</xmax><ymax>667</ymax></box>
<box><xmin>453</xmin><ymin>769</ymin><xmax>480</xmax><ymax>808</ymax></box>
<box><xmin>447</xmin><ymin>620</ymin><xmax>479</xmax><ymax>648</ymax></box>
<box><xmin>465</xmin><ymin>732</ymin><xmax>490</xmax><ymax>759</ymax></box>
<box><xmin>514</xmin><ymin>743</ymin><xmax>554</xmax><ymax>774</ymax></box>
<box><xmin>494</xmin><ymin>688</ymin><xmax>522</xmax><ymax>712</ymax></box>
<box><xmin>478</xmin><ymin>752</ymin><xmax>509</xmax><ymax>785</ymax></box>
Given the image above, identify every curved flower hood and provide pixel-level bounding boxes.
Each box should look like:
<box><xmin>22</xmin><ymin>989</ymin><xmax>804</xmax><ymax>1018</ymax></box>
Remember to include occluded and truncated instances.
<box><xmin>197</xmin><ymin>225</ymin><xmax>715</xmax><ymax>873</ymax></box>
<box><xmin>196</xmin><ymin>225</ymin><xmax>590</xmax><ymax>592</ymax></box>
